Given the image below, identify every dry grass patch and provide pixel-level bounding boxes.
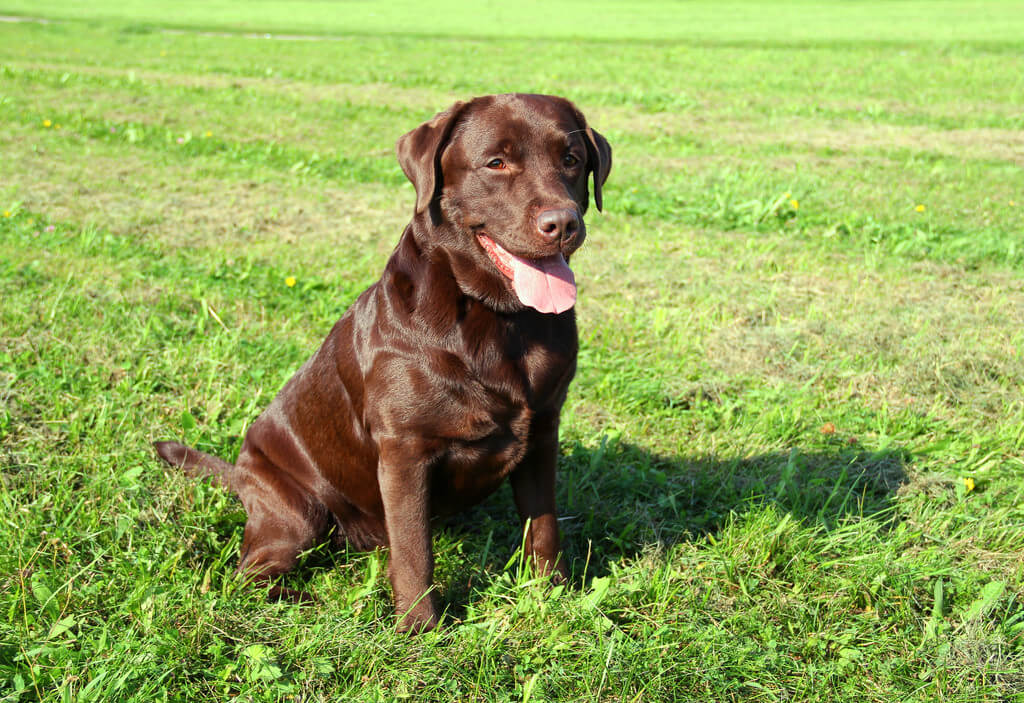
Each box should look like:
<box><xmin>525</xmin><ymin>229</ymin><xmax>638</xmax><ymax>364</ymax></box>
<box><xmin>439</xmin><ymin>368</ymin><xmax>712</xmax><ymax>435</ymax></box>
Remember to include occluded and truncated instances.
<box><xmin>1</xmin><ymin>123</ymin><xmax>409</xmax><ymax>269</ymax></box>
<box><xmin>12</xmin><ymin>61</ymin><xmax>459</xmax><ymax>114</ymax></box>
<box><xmin>4</xmin><ymin>71</ymin><xmax>397</xmax><ymax>152</ymax></box>
<box><xmin>703</xmin><ymin>258</ymin><xmax>1024</xmax><ymax>420</ymax></box>
<box><xmin>603</xmin><ymin>105</ymin><xmax>1024</xmax><ymax>166</ymax></box>
<box><xmin>788</xmin><ymin>123</ymin><xmax>1024</xmax><ymax>166</ymax></box>
<box><xmin>576</xmin><ymin>217</ymin><xmax>1024</xmax><ymax>428</ymax></box>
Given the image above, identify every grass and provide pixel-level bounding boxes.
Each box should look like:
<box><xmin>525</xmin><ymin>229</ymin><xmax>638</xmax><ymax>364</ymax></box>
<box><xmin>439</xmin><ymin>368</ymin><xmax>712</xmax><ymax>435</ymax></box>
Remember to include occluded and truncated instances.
<box><xmin>6</xmin><ymin>0</ymin><xmax>1024</xmax><ymax>42</ymax></box>
<box><xmin>1</xmin><ymin>2</ymin><xmax>1023</xmax><ymax>701</ymax></box>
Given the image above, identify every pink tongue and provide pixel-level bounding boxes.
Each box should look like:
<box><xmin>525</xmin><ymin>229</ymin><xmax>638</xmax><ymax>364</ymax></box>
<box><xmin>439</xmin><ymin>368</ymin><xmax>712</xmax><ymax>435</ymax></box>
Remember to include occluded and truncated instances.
<box><xmin>507</xmin><ymin>251</ymin><xmax>577</xmax><ymax>314</ymax></box>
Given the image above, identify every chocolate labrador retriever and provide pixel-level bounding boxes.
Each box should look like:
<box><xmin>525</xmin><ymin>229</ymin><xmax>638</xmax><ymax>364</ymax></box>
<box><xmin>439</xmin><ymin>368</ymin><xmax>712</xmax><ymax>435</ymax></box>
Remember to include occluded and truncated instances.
<box><xmin>154</xmin><ymin>93</ymin><xmax>611</xmax><ymax>632</ymax></box>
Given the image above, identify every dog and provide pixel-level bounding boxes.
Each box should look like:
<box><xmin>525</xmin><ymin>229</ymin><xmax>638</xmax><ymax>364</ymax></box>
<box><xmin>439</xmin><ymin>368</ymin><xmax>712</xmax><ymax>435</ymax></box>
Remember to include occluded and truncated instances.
<box><xmin>154</xmin><ymin>93</ymin><xmax>611</xmax><ymax>632</ymax></box>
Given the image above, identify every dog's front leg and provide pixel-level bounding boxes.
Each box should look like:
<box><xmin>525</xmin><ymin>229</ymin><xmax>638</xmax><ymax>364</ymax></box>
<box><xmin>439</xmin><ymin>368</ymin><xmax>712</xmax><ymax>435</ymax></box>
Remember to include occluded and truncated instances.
<box><xmin>378</xmin><ymin>439</ymin><xmax>438</xmax><ymax>633</ymax></box>
<box><xmin>510</xmin><ymin>428</ymin><xmax>568</xmax><ymax>583</ymax></box>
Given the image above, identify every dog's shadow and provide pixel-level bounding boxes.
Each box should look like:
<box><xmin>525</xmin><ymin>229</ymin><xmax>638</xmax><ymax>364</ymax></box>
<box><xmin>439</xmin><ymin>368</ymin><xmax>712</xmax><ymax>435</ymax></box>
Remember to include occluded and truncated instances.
<box><xmin>434</xmin><ymin>435</ymin><xmax>909</xmax><ymax>613</ymax></box>
<box><xmin>206</xmin><ymin>434</ymin><xmax>908</xmax><ymax>618</ymax></box>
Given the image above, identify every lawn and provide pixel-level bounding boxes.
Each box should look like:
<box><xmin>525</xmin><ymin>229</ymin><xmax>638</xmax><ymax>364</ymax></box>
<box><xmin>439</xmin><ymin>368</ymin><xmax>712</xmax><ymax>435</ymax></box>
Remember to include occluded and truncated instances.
<box><xmin>1</xmin><ymin>2</ymin><xmax>1023</xmax><ymax>701</ymax></box>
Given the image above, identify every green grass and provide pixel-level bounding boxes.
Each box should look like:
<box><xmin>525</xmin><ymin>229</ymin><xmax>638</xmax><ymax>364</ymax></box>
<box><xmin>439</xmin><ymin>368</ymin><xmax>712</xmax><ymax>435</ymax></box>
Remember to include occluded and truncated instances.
<box><xmin>2</xmin><ymin>2</ymin><xmax>1024</xmax><ymax>701</ymax></box>
<box><xmin>6</xmin><ymin>0</ymin><xmax>1024</xmax><ymax>42</ymax></box>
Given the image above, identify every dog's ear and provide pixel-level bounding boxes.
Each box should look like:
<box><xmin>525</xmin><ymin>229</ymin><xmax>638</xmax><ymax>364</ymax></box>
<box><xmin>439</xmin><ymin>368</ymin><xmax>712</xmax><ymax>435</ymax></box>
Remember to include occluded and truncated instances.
<box><xmin>569</xmin><ymin>104</ymin><xmax>612</xmax><ymax>212</ymax></box>
<box><xmin>396</xmin><ymin>101</ymin><xmax>468</xmax><ymax>215</ymax></box>
<box><xmin>586</xmin><ymin>127</ymin><xmax>612</xmax><ymax>212</ymax></box>
<box><xmin>582</xmin><ymin>125</ymin><xmax>612</xmax><ymax>213</ymax></box>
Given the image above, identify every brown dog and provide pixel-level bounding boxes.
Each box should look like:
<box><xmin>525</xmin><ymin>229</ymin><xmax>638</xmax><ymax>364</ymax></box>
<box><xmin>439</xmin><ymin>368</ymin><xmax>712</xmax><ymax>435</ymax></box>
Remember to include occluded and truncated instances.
<box><xmin>154</xmin><ymin>94</ymin><xmax>611</xmax><ymax>632</ymax></box>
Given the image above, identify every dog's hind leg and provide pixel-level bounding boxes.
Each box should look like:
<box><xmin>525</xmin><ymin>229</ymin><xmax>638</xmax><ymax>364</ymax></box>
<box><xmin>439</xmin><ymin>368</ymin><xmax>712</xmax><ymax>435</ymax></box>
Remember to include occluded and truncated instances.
<box><xmin>231</xmin><ymin>449</ymin><xmax>331</xmax><ymax>602</ymax></box>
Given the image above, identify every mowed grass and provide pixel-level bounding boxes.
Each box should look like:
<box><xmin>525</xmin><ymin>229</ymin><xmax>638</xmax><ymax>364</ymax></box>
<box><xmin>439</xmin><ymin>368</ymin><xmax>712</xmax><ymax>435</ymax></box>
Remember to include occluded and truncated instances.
<box><xmin>8</xmin><ymin>0</ymin><xmax>1024</xmax><ymax>42</ymax></box>
<box><xmin>1</xmin><ymin>2</ymin><xmax>1024</xmax><ymax>700</ymax></box>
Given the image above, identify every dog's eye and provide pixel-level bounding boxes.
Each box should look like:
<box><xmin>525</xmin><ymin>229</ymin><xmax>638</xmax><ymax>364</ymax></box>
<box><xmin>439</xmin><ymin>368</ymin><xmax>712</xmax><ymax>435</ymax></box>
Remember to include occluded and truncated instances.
<box><xmin>486</xmin><ymin>158</ymin><xmax>506</xmax><ymax>170</ymax></box>
<box><xmin>562</xmin><ymin>154</ymin><xmax>580</xmax><ymax>168</ymax></box>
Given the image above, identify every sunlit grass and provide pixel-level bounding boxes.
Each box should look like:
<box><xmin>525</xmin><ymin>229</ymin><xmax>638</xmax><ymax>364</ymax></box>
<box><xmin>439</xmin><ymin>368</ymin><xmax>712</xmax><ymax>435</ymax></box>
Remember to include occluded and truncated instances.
<box><xmin>2</xmin><ymin>5</ymin><xmax>1023</xmax><ymax>701</ymax></box>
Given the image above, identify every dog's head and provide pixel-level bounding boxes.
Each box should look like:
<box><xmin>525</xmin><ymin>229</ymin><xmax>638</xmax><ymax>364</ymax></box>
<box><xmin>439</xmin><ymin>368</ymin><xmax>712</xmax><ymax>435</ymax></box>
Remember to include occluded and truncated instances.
<box><xmin>396</xmin><ymin>94</ymin><xmax>611</xmax><ymax>315</ymax></box>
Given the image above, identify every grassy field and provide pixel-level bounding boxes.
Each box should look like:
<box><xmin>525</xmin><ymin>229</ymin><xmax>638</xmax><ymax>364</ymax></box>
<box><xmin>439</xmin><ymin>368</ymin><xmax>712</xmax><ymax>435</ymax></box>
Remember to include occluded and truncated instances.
<box><xmin>2</xmin><ymin>2</ymin><xmax>1024</xmax><ymax>700</ymax></box>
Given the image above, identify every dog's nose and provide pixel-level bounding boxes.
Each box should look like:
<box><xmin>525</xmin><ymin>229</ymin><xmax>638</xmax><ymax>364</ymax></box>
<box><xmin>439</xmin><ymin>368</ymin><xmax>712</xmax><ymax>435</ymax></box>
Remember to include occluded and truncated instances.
<box><xmin>536</xmin><ymin>209</ymin><xmax>580</xmax><ymax>241</ymax></box>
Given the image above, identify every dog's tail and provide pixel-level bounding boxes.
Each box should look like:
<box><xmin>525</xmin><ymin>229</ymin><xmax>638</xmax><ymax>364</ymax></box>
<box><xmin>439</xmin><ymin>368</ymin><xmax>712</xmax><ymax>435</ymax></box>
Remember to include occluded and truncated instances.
<box><xmin>153</xmin><ymin>440</ymin><xmax>236</xmax><ymax>490</ymax></box>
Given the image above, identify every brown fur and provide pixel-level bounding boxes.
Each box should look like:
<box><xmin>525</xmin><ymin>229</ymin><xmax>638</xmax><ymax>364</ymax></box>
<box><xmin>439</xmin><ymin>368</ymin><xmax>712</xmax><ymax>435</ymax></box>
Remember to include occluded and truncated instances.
<box><xmin>154</xmin><ymin>94</ymin><xmax>611</xmax><ymax>633</ymax></box>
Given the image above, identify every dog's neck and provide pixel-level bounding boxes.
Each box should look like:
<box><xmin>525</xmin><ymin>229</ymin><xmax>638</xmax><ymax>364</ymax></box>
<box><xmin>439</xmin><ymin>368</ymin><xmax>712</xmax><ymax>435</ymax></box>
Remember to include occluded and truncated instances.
<box><xmin>401</xmin><ymin>215</ymin><xmax>525</xmax><ymax>316</ymax></box>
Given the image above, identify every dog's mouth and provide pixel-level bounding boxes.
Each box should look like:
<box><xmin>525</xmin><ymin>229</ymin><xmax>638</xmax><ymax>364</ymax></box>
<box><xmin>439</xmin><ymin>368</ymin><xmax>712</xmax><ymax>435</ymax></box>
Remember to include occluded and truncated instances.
<box><xmin>476</xmin><ymin>234</ymin><xmax>576</xmax><ymax>314</ymax></box>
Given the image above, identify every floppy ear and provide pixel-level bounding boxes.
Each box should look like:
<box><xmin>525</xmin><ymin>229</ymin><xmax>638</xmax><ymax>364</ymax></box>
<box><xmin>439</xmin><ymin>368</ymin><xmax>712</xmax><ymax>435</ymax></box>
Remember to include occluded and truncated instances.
<box><xmin>582</xmin><ymin>125</ymin><xmax>612</xmax><ymax>212</ymax></box>
<box><xmin>395</xmin><ymin>101</ymin><xmax>467</xmax><ymax>215</ymax></box>
<box><xmin>570</xmin><ymin>104</ymin><xmax>612</xmax><ymax>212</ymax></box>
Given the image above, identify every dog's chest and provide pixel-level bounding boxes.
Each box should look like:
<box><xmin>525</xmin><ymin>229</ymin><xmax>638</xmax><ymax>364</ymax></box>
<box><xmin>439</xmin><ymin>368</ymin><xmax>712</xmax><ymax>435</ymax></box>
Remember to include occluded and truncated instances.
<box><xmin>428</xmin><ymin>321</ymin><xmax>572</xmax><ymax>437</ymax></box>
<box><xmin>469</xmin><ymin>307</ymin><xmax>573</xmax><ymax>412</ymax></box>
<box><xmin>425</xmin><ymin>312</ymin><xmax>575</xmax><ymax>503</ymax></box>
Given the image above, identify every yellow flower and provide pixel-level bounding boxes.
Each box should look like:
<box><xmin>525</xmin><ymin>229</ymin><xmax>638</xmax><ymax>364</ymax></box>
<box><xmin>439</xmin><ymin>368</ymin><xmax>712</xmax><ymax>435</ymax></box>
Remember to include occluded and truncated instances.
<box><xmin>204</xmin><ymin>131</ymin><xmax>213</xmax><ymax>138</ymax></box>
<box><xmin>42</xmin><ymin>119</ymin><xmax>52</xmax><ymax>128</ymax></box>
<box><xmin>2</xmin><ymin>210</ymin><xmax>11</xmax><ymax>218</ymax></box>
<box><xmin>964</xmin><ymin>477</ymin><xmax>975</xmax><ymax>493</ymax></box>
<box><xmin>784</xmin><ymin>192</ymin><xmax>792</xmax><ymax>198</ymax></box>
<box><xmin>54</xmin><ymin>123</ymin><xmax>61</xmax><ymax>130</ymax></box>
<box><xmin>1011</xmin><ymin>200</ymin><xmax>1017</xmax><ymax>206</ymax></box>
<box><xmin>285</xmin><ymin>276</ymin><xmax>296</xmax><ymax>287</ymax></box>
<box><xmin>915</xmin><ymin>204</ymin><xmax>925</xmax><ymax>212</ymax></box>
<box><xmin>789</xmin><ymin>199</ymin><xmax>799</xmax><ymax>210</ymax></box>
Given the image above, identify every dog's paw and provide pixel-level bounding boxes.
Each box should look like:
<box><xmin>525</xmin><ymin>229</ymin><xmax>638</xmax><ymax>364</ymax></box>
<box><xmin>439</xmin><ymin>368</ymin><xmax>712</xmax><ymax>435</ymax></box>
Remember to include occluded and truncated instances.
<box><xmin>395</xmin><ymin>597</ymin><xmax>439</xmax><ymax>634</ymax></box>
<box><xmin>550</xmin><ymin>567</ymin><xmax>568</xmax><ymax>586</ymax></box>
